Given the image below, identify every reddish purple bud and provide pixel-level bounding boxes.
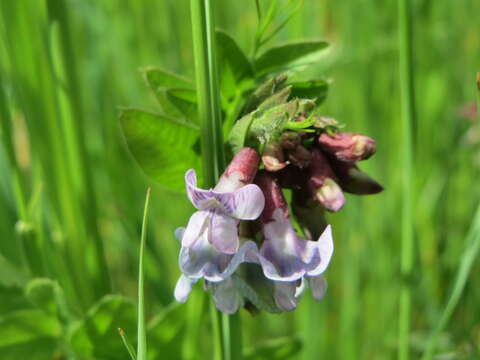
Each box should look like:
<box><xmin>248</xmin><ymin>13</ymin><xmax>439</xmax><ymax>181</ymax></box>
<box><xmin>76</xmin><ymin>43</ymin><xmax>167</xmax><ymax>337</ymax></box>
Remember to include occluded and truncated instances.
<box><xmin>215</xmin><ymin>147</ymin><xmax>260</xmax><ymax>192</ymax></box>
<box><xmin>287</xmin><ymin>145</ymin><xmax>311</xmax><ymax>169</ymax></box>
<box><xmin>329</xmin><ymin>160</ymin><xmax>384</xmax><ymax>195</ymax></box>
<box><xmin>308</xmin><ymin>149</ymin><xmax>345</xmax><ymax>212</ymax></box>
<box><xmin>262</xmin><ymin>142</ymin><xmax>288</xmax><ymax>172</ymax></box>
<box><xmin>254</xmin><ymin>171</ymin><xmax>289</xmax><ymax>222</ymax></box>
<box><xmin>318</xmin><ymin>132</ymin><xmax>376</xmax><ymax>162</ymax></box>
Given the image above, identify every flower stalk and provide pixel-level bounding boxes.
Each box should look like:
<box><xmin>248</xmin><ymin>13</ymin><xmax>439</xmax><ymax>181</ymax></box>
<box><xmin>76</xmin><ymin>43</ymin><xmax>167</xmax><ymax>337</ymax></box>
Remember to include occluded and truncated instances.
<box><xmin>190</xmin><ymin>0</ymin><xmax>240</xmax><ymax>359</ymax></box>
<box><xmin>398</xmin><ymin>0</ymin><xmax>416</xmax><ymax>358</ymax></box>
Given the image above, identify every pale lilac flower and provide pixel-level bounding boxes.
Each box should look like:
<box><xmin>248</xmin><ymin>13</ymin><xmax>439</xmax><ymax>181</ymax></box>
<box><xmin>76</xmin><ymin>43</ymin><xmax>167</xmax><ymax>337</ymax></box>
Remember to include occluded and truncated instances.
<box><xmin>181</xmin><ymin>148</ymin><xmax>265</xmax><ymax>254</ymax></box>
<box><xmin>254</xmin><ymin>172</ymin><xmax>334</xmax><ymax>311</ymax></box>
<box><xmin>174</xmin><ymin>227</ymin><xmax>258</xmax><ymax>313</ymax></box>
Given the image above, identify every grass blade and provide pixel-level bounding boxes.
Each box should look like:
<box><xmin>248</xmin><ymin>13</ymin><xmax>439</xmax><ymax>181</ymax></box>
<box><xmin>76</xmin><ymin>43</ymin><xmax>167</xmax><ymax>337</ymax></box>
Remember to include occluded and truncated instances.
<box><xmin>421</xmin><ymin>204</ymin><xmax>480</xmax><ymax>359</ymax></box>
<box><xmin>397</xmin><ymin>0</ymin><xmax>416</xmax><ymax>358</ymax></box>
<box><xmin>118</xmin><ymin>328</ymin><xmax>137</xmax><ymax>360</ymax></box>
<box><xmin>137</xmin><ymin>187</ymin><xmax>151</xmax><ymax>360</ymax></box>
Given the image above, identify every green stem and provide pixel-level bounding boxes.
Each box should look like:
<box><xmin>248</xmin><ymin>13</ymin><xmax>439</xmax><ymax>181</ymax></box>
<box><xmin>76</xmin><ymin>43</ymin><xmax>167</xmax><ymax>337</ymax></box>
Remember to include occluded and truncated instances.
<box><xmin>137</xmin><ymin>187</ymin><xmax>151</xmax><ymax>360</ymax></box>
<box><xmin>397</xmin><ymin>0</ymin><xmax>416</xmax><ymax>359</ymax></box>
<box><xmin>421</xmin><ymin>204</ymin><xmax>480</xmax><ymax>359</ymax></box>
<box><xmin>190</xmin><ymin>1</ymin><xmax>241</xmax><ymax>360</ymax></box>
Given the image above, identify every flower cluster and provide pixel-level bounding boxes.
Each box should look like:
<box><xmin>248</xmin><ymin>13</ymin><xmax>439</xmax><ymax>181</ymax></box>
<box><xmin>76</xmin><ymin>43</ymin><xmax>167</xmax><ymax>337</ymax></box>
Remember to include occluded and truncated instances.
<box><xmin>174</xmin><ymin>76</ymin><xmax>383</xmax><ymax>314</ymax></box>
<box><xmin>174</xmin><ymin>148</ymin><xmax>334</xmax><ymax>313</ymax></box>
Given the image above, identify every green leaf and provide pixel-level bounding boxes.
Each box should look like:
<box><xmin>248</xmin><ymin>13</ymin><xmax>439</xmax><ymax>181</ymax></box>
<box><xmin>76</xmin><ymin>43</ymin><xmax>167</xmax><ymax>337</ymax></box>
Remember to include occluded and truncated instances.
<box><xmin>25</xmin><ymin>278</ymin><xmax>58</xmax><ymax>316</ymax></box>
<box><xmin>166</xmin><ymin>88</ymin><xmax>198</xmax><ymax>123</ymax></box>
<box><xmin>244</xmin><ymin>337</ymin><xmax>302</xmax><ymax>360</ymax></box>
<box><xmin>248</xmin><ymin>100</ymin><xmax>299</xmax><ymax>146</ymax></box>
<box><xmin>70</xmin><ymin>295</ymin><xmax>137</xmax><ymax>360</ymax></box>
<box><xmin>120</xmin><ymin>109</ymin><xmax>202</xmax><ymax>192</ymax></box>
<box><xmin>242</xmin><ymin>74</ymin><xmax>288</xmax><ymax>115</ymax></box>
<box><xmin>228</xmin><ymin>112</ymin><xmax>257</xmax><ymax>154</ymax></box>
<box><xmin>216</xmin><ymin>29</ymin><xmax>254</xmax><ymax>97</ymax></box>
<box><xmin>143</xmin><ymin>68</ymin><xmax>195</xmax><ymax>120</ymax></box>
<box><xmin>0</xmin><ymin>254</ymin><xmax>27</xmax><ymax>287</ymax></box>
<box><xmin>143</xmin><ymin>67</ymin><xmax>193</xmax><ymax>89</ymax></box>
<box><xmin>0</xmin><ymin>285</ymin><xmax>30</xmax><ymax>313</ymax></box>
<box><xmin>146</xmin><ymin>302</ymin><xmax>186</xmax><ymax>360</ymax></box>
<box><xmin>254</xmin><ymin>40</ymin><xmax>329</xmax><ymax>75</ymax></box>
<box><xmin>0</xmin><ymin>309</ymin><xmax>61</xmax><ymax>360</ymax></box>
<box><xmin>290</xmin><ymin>79</ymin><xmax>329</xmax><ymax>104</ymax></box>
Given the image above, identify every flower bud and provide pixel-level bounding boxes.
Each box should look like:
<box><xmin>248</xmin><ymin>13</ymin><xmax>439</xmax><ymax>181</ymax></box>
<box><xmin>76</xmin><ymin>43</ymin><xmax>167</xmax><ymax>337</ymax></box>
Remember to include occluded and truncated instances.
<box><xmin>308</xmin><ymin>149</ymin><xmax>345</xmax><ymax>212</ymax></box>
<box><xmin>318</xmin><ymin>132</ymin><xmax>376</xmax><ymax>162</ymax></box>
<box><xmin>329</xmin><ymin>159</ymin><xmax>383</xmax><ymax>195</ymax></box>
<box><xmin>262</xmin><ymin>142</ymin><xmax>288</xmax><ymax>172</ymax></box>
<box><xmin>215</xmin><ymin>147</ymin><xmax>260</xmax><ymax>192</ymax></box>
<box><xmin>276</xmin><ymin>166</ymin><xmax>306</xmax><ymax>190</ymax></box>
<box><xmin>254</xmin><ymin>171</ymin><xmax>289</xmax><ymax>222</ymax></box>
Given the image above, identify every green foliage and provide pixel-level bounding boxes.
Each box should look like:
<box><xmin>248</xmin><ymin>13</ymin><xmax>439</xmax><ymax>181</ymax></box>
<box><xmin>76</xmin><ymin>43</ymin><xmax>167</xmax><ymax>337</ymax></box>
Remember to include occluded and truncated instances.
<box><xmin>0</xmin><ymin>0</ymin><xmax>480</xmax><ymax>359</ymax></box>
<box><xmin>289</xmin><ymin>79</ymin><xmax>329</xmax><ymax>104</ymax></box>
<box><xmin>0</xmin><ymin>309</ymin><xmax>61</xmax><ymax>360</ymax></box>
<box><xmin>120</xmin><ymin>109</ymin><xmax>202</xmax><ymax>192</ymax></box>
<box><xmin>244</xmin><ymin>337</ymin><xmax>302</xmax><ymax>360</ymax></box>
<box><xmin>146</xmin><ymin>303</ymin><xmax>186</xmax><ymax>360</ymax></box>
<box><xmin>254</xmin><ymin>40</ymin><xmax>329</xmax><ymax>75</ymax></box>
<box><xmin>25</xmin><ymin>278</ymin><xmax>59</xmax><ymax>316</ymax></box>
<box><xmin>70</xmin><ymin>295</ymin><xmax>137</xmax><ymax>360</ymax></box>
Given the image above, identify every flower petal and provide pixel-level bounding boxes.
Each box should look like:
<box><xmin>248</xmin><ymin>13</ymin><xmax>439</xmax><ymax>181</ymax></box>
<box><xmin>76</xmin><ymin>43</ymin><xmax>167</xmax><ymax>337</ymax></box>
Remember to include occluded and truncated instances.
<box><xmin>209</xmin><ymin>212</ymin><xmax>239</xmax><ymax>254</ymax></box>
<box><xmin>179</xmin><ymin>233</ymin><xmax>258</xmax><ymax>282</ymax></box>
<box><xmin>174</xmin><ymin>227</ymin><xmax>185</xmax><ymax>242</ymax></box>
<box><xmin>212</xmin><ymin>277</ymin><xmax>242</xmax><ymax>314</ymax></box>
<box><xmin>174</xmin><ymin>275</ymin><xmax>197</xmax><ymax>303</ymax></box>
<box><xmin>306</xmin><ymin>225</ymin><xmax>334</xmax><ymax>277</ymax></box>
<box><xmin>273</xmin><ymin>282</ymin><xmax>298</xmax><ymax>312</ymax></box>
<box><xmin>307</xmin><ymin>276</ymin><xmax>327</xmax><ymax>301</ymax></box>
<box><xmin>181</xmin><ymin>210</ymin><xmax>209</xmax><ymax>248</ymax></box>
<box><xmin>257</xmin><ymin>210</ymin><xmax>321</xmax><ymax>281</ymax></box>
<box><xmin>216</xmin><ymin>184</ymin><xmax>265</xmax><ymax>220</ymax></box>
<box><xmin>185</xmin><ymin>169</ymin><xmax>215</xmax><ymax>209</ymax></box>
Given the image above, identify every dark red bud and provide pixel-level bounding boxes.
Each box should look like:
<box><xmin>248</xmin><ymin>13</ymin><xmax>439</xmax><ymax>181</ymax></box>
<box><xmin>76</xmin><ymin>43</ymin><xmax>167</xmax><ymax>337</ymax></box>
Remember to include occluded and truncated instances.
<box><xmin>318</xmin><ymin>132</ymin><xmax>376</xmax><ymax>162</ymax></box>
<box><xmin>254</xmin><ymin>171</ymin><xmax>288</xmax><ymax>222</ymax></box>
<box><xmin>215</xmin><ymin>147</ymin><xmax>260</xmax><ymax>191</ymax></box>
<box><xmin>329</xmin><ymin>159</ymin><xmax>383</xmax><ymax>195</ymax></box>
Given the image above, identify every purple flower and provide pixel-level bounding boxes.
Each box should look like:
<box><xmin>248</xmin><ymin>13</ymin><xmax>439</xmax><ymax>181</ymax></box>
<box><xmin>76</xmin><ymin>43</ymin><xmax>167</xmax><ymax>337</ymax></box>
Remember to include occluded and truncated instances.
<box><xmin>181</xmin><ymin>148</ymin><xmax>265</xmax><ymax>254</ymax></box>
<box><xmin>174</xmin><ymin>227</ymin><xmax>258</xmax><ymax>313</ymax></box>
<box><xmin>254</xmin><ymin>172</ymin><xmax>334</xmax><ymax>311</ymax></box>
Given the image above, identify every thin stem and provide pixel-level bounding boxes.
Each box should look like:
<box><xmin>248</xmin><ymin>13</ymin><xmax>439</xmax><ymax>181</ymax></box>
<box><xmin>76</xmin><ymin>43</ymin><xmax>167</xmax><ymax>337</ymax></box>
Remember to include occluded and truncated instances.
<box><xmin>190</xmin><ymin>1</ymin><xmax>241</xmax><ymax>360</ymax></box>
<box><xmin>397</xmin><ymin>0</ymin><xmax>416</xmax><ymax>358</ymax></box>
<box><xmin>255</xmin><ymin>0</ymin><xmax>262</xmax><ymax>22</ymax></box>
<box><xmin>137</xmin><ymin>188</ymin><xmax>151</xmax><ymax>360</ymax></box>
<box><xmin>421</xmin><ymin>204</ymin><xmax>480</xmax><ymax>359</ymax></box>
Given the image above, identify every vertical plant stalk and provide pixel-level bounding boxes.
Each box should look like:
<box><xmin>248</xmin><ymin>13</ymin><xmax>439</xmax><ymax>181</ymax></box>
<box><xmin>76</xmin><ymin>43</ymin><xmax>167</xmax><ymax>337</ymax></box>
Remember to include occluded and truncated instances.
<box><xmin>420</xmin><ymin>74</ymin><xmax>480</xmax><ymax>360</ymax></box>
<box><xmin>398</xmin><ymin>0</ymin><xmax>416</xmax><ymax>359</ymax></box>
<box><xmin>190</xmin><ymin>1</ymin><xmax>240</xmax><ymax>360</ymax></box>
<box><xmin>137</xmin><ymin>188</ymin><xmax>151</xmax><ymax>360</ymax></box>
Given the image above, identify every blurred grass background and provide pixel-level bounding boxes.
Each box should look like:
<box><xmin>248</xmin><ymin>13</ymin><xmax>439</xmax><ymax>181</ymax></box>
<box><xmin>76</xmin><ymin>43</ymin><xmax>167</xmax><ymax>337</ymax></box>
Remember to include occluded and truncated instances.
<box><xmin>0</xmin><ymin>0</ymin><xmax>479</xmax><ymax>359</ymax></box>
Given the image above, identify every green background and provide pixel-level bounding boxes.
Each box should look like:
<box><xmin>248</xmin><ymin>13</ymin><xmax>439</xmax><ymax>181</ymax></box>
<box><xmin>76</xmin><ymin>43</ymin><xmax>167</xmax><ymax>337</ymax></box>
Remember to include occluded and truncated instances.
<box><xmin>1</xmin><ymin>0</ymin><xmax>479</xmax><ymax>359</ymax></box>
